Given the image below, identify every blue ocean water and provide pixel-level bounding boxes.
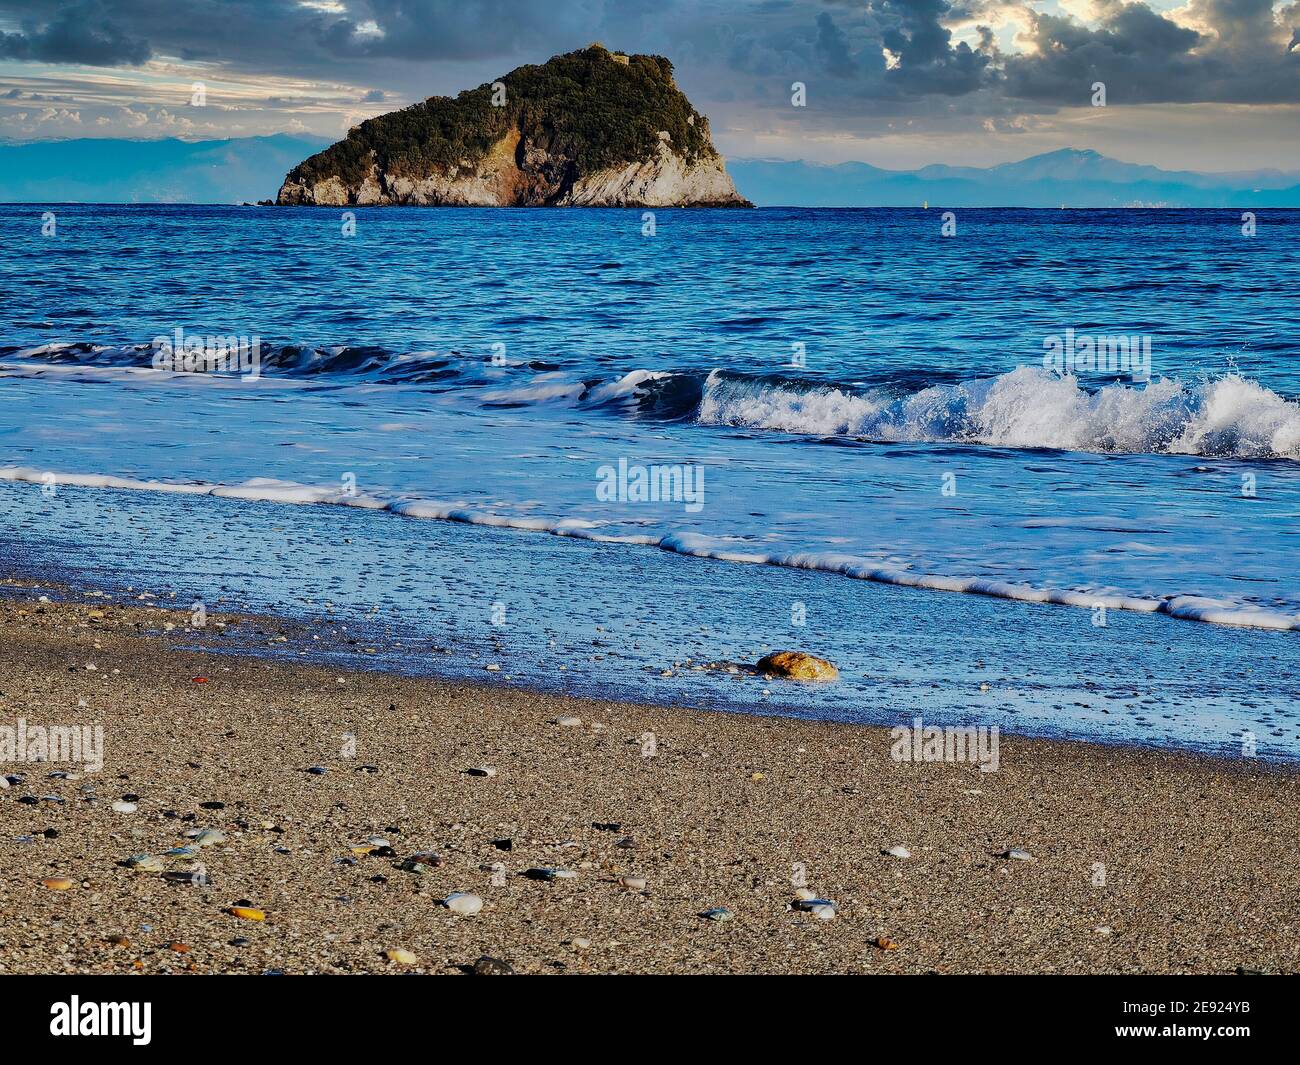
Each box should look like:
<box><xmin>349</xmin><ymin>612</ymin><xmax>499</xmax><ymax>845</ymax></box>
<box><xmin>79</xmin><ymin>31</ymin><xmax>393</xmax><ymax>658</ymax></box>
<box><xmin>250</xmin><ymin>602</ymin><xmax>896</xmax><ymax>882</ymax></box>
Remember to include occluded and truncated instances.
<box><xmin>1</xmin><ymin>205</ymin><xmax>1298</xmax><ymax>756</ymax></box>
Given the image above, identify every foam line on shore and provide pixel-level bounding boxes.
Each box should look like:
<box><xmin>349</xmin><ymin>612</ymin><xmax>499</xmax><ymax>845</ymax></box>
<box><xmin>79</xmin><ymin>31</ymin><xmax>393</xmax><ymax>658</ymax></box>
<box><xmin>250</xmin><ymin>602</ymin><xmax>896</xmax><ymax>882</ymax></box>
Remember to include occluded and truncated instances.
<box><xmin>3</xmin><ymin>464</ymin><xmax>1297</xmax><ymax>633</ymax></box>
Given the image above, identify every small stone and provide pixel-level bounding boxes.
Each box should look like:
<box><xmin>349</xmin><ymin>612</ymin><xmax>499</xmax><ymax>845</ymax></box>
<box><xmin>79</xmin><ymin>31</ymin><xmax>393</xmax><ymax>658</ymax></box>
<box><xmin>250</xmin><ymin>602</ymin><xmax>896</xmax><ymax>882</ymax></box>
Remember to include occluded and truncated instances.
<box><xmin>386</xmin><ymin>948</ymin><xmax>418</xmax><ymax>964</ymax></box>
<box><xmin>111</xmin><ymin>800</ymin><xmax>138</xmax><ymax>814</ymax></box>
<box><xmin>228</xmin><ymin>906</ymin><xmax>266</xmax><ymax>921</ymax></box>
<box><xmin>874</xmin><ymin>936</ymin><xmax>899</xmax><ymax>950</ymax></box>
<box><xmin>472</xmin><ymin>955</ymin><xmax>513</xmax><ymax>975</ymax></box>
<box><xmin>571</xmin><ymin>937</ymin><xmax>592</xmax><ymax>950</ymax></box>
<box><xmin>884</xmin><ymin>846</ymin><xmax>912</xmax><ymax>859</ymax></box>
<box><xmin>700</xmin><ymin>907</ymin><xmax>733</xmax><ymax>922</ymax></box>
<box><xmin>484</xmin><ymin>663</ymin><xmax>501</xmax><ymax>672</ymax></box>
<box><xmin>306</xmin><ymin>766</ymin><xmax>327</xmax><ymax>775</ymax></box>
<box><xmin>795</xmin><ymin>897</ymin><xmax>837</xmax><ymax>919</ymax></box>
<box><xmin>400</xmin><ymin>852</ymin><xmax>442</xmax><ymax>873</ymax></box>
<box><xmin>443</xmin><ymin>892</ymin><xmax>484</xmax><ymax>916</ymax></box>
<box><xmin>524</xmin><ymin>867</ymin><xmax>576</xmax><ymax>881</ymax></box>
<box><xmin>999</xmin><ymin>848</ymin><xmax>1034</xmax><ymax>861</ymax></box>
<box><xmin>793</xmin><ymin>887</ymin><xmax>816</xmax><ymax>901</ymax></box>
<box><xmin>465</xmin><ymin>767</ymin><xmax>496</xmax><ymax>777</ymax></box>
<box><xmin>619</xmin><ymin>876</ymin><xmax>647</xmax><ymax>891</ymax></box>
<box><xmin>162</xmin><ymin>871</ymin><xmax>204</xmax><ymax>886</ymax></box>
<box><xmin>126</xmin><ymin>854</ymin><xmax>166</xmax><ymax>872</ymax></box>
<box><xmin>552</xmin><ymin>715</ymin><xmax>582</xmax><ymax>727</ymax></box>
<box><xmin>169</xmin><ymin>942</ymin><xmax>191</xmax><ymax>953</ymax></box>
<box><xmin>41</xmin><ymin>877</ymin><xmax>75</xmax><ymax>891</ymax></box>
<box><xmin>192</xmin><ymin>829</ymin><xmax>226</xmax><ymax>848</ymax></box>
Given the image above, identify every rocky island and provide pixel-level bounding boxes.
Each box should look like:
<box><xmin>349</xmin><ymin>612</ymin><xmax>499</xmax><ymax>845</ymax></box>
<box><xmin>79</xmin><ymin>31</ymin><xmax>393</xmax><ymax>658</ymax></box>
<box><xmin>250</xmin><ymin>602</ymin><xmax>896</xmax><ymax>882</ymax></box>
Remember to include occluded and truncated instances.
<box><xmin>276</xmin><ymin>45</ymin><xmax>750</xmax><ymax>208</ymax></box>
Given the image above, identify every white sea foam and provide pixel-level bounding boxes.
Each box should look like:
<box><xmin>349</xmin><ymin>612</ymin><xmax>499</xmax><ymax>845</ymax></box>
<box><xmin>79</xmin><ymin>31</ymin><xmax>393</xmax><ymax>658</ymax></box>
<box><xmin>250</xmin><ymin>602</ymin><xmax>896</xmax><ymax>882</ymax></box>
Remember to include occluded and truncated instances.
<box><xmin>4</xmin><ymin>463</ymin><xmax>1296</xmax><ymax>633</ymax></box>
<box><xmin>696</xmin><ymin>367</ymin><xmax>1300</xmax><ymax>460</ymax></box>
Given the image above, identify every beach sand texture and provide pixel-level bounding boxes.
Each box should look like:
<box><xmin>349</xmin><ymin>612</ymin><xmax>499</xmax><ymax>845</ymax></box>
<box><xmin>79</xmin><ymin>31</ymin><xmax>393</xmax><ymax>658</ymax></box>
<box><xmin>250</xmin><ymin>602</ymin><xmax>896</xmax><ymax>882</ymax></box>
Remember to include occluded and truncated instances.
<box><xmin>1</xmin><ymin>593</ymin><xmax>1297</xmax><ymax>974</ymax></box>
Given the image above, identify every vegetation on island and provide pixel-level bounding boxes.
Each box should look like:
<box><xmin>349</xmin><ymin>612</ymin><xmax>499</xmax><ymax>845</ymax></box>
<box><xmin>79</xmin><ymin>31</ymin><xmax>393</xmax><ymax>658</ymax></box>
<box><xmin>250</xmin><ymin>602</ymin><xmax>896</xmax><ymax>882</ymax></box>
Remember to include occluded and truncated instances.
<box><xmin>292</xmin><ymin>45</ymin><xmax>716</xmax><ymax>188</ymax></box>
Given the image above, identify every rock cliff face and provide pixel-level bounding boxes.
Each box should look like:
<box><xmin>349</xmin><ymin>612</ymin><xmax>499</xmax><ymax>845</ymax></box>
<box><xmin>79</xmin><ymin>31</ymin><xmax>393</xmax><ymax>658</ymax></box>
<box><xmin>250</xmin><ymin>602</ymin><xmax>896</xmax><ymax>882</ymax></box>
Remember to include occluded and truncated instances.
<box><xmin>276</xmin><ymin>46</ymin><xmax>750</xmax><ymax>208</ymax></box>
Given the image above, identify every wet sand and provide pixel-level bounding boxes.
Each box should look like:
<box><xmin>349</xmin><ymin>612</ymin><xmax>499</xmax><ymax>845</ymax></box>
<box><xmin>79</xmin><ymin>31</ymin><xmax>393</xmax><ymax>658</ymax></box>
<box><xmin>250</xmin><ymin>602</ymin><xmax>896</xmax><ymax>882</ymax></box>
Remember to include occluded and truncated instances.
<box><xmin>1</xmin><ymin>589</ymin><xmax>1297</xmax><ymax>974</ymax></box>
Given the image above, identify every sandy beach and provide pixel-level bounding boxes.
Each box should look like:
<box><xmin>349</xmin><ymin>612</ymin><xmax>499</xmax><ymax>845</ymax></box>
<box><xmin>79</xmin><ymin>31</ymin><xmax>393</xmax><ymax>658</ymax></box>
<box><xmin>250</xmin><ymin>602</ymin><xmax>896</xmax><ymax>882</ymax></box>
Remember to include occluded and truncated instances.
<box><xmin>1</xmin><ymin>586</ymin><xmax>1297</xmax><ymax>975</ymax></box>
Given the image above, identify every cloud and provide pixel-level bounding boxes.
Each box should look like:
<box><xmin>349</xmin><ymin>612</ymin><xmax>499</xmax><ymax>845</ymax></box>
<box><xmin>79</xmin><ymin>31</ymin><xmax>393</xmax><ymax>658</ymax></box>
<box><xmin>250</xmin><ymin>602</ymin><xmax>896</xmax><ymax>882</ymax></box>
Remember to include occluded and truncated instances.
<box><xmin>0</xmin><ymin>0</ymin><xmax>1295</xmax><ymax>166</ymax></box>
<box><xmin>1002</xmin><ymin>0</ymin><xmax>1300</xmax><ymax>104</ymax></box>
<box><xmin>0</xmin><ymin>1</ymin><xmax>151</xmax><ymax>65</ymax></box>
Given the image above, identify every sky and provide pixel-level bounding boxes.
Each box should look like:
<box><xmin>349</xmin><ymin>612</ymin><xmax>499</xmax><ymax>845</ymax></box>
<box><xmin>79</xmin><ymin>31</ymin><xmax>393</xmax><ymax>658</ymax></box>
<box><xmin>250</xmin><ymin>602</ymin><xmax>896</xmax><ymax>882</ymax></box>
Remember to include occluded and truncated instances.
<box><xmin>0</xmin><ymin>0</ymin><xmax>1297</xmax><ymax>172</ymax></box>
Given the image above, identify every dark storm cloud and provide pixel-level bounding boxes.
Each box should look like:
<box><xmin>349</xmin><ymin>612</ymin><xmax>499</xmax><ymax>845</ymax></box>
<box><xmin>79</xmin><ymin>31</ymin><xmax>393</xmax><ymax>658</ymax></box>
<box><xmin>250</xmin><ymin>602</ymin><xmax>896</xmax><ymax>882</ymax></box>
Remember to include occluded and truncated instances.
<box><xmin>815</xmin><ymin>10</ymin><xmax>858</xmax><ymax>77</ymax></box>
<box><xmin>874</xmin><ymin>0</ymin><xmax>994</xmax><ymax>96</ymax></box>
<box><xmin>0</xmin><ymin>0</ymin><xmax>1294</xmax><ymax>110</ymax></box>
<box><xmin>1002</xmin><ymin>1</ymin><xmax>1298</xmax><ymax>105</ymax></box>
<box><xmin>0</xmin><ymin>1</ymin><xmax>150</xmax><ymax>65</ymax></box>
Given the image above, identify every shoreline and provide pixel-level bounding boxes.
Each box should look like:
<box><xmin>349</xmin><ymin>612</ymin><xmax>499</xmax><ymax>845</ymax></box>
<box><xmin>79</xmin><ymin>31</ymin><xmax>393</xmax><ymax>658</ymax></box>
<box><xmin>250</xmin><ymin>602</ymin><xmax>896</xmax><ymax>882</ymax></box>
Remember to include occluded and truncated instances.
<box><xmin>1</xmin><ymin>587</ymin><xmax>1297</xmax><ymax>974</ymax></box>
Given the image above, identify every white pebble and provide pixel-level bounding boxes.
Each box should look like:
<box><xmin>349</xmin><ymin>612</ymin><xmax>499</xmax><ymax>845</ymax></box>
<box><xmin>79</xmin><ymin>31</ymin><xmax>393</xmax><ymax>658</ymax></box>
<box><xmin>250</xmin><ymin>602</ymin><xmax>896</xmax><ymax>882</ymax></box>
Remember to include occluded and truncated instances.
<box><xmin>443</xmin><ymin>892</ymin><xmax>484</xmax><ymax>916</ymax></box>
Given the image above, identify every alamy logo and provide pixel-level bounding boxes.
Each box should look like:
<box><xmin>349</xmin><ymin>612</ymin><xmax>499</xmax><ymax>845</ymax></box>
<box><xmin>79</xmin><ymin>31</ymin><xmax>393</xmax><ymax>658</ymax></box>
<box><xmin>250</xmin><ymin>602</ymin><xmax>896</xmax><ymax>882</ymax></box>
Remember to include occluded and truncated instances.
<box><xmin>596</xmin><ymin>458</ymin><xmax>705</xmax><ymax>513</ymax></box>
<box><xmin>1042</xmin><ymin>329</ymin><xmax>1151</xmax><ymax>382</ymax></box>
<box><xmin>50</xmin><ymin>997</ymin><xmax>151</xmax><ymax>1045</ymax></box>
<box><xmin>890</xmin><ymin>716</ymin><xmax>999</xmax><ymax>772</ymax></box>
<box><xmin>151</xmin><ymin>327</ymin><xmax>262</xmax><ymax>381</ymax></box>
<box><xmin>1</xmin><ymin>718</ymin><xmax>103</xmax><ymax>772</ymax></box>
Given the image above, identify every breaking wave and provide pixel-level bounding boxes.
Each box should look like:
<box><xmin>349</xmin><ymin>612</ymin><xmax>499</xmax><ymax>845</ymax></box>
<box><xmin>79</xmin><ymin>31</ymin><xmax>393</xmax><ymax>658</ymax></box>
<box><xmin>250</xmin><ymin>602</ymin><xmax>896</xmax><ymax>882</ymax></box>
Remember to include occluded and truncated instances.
<box><xmin>4</xmin><ymin>342</ymin><xmax>1299</xmax><ymax>460</ymax></box>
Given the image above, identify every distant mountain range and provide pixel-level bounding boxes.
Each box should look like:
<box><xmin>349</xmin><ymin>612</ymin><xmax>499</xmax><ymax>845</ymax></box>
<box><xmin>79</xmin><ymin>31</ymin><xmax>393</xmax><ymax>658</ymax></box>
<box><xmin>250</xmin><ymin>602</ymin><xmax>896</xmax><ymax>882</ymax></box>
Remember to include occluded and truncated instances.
<box><xmin>0</xmin><ymin>135</ymin><xmax>330</xmax><ymax>204</ymax></box>
<box><xmin>729</xmin><ymin>149</ymin><xmax>1300</xmax><ymax>208</ymax></box>
<box><xmin>1</xmin><ymin>138</ymin><xmax>1296</xmax><ymax>207</ymax></box>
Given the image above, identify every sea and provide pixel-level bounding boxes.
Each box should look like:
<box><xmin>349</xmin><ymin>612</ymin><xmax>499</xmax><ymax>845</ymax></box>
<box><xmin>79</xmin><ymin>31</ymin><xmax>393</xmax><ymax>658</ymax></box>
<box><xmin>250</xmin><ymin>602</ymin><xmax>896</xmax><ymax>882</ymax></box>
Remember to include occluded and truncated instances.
<box><xmin>2</xmin><ymin>204</ymin><xmax>1298</xmax><ymax>759</ymax></box>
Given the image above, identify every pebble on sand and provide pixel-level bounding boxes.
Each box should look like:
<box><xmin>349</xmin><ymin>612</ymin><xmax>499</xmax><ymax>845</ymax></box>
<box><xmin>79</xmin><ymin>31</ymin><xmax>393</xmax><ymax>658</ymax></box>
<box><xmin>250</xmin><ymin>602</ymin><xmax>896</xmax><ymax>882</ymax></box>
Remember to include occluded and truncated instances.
<box><xmin>794</xmin><ymin>898</ymin><xmax>837</xmax><ymax>920</ymax></box>
<box><xmin>111</xmin><ymin>800</ymin><xmax>138</xmax><ymax>814</ymax></box>
<box><xmin>41</xmin><ymin>877</ymin><xmax>75</xmax><ymax>890</ymax></box>
<box><xmin>619</xmin><ymin>876</ymin><xmax>647</xmax><ymax>891</ymax></box>
<box><xmin>999</xmin><ymin>848</ymin><xmax>1035</xmax><ymax>861</ymax></box>
<box><xmin>755</xmin><ymin>651</ymin><xmax>839</xmax><ymax>682</ymax></box>
<box><xmin>228</xmin><ymin>906</ymin><xmax>266</xmax><ymax>921</ymax></box>
<box><xmin>552</xmin><ymin>715</ymin><xmax>583</xmax><ymax>727</ymax></box>
<box><xmin>465</xmin><ymin>767</ymin><xmax>497</xmax><ymax>777</ymax></box>
<box><xmin>472</xmin><ymin>955</ymin><xmax>513</xmax><ymax>975</ymax></box>
<box><xmin>126</xmin><ymin>854</ymin><xmax>166</xmax><ymax>872</ymax></box>
<box><xmin>525</xmin><ymin>867</ymin><xmax>577</xmax><ymax>881</ymax></box>
<box><xmin>884</xmin><ymin>846</ymin><xmax>912</xmax><ymax>859</ymax></box>
<box><xmin>700</xmin><ymin>907</ymin><xmax>733</xmax><ymax>922</ymax></box>
<box><xmin>386</xmin><ymin>948</ymin><xmax>419</xmax><ymax>964</ymax></box>
<box><xmin>400</xmin><ymin>852</ymin><xmax>442</xmax><ymax>873</ymax></box>
<box><xmin>443</xmin><ymin>892</ymin><xmax>484</xmax><ymax>916</ymax></box>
